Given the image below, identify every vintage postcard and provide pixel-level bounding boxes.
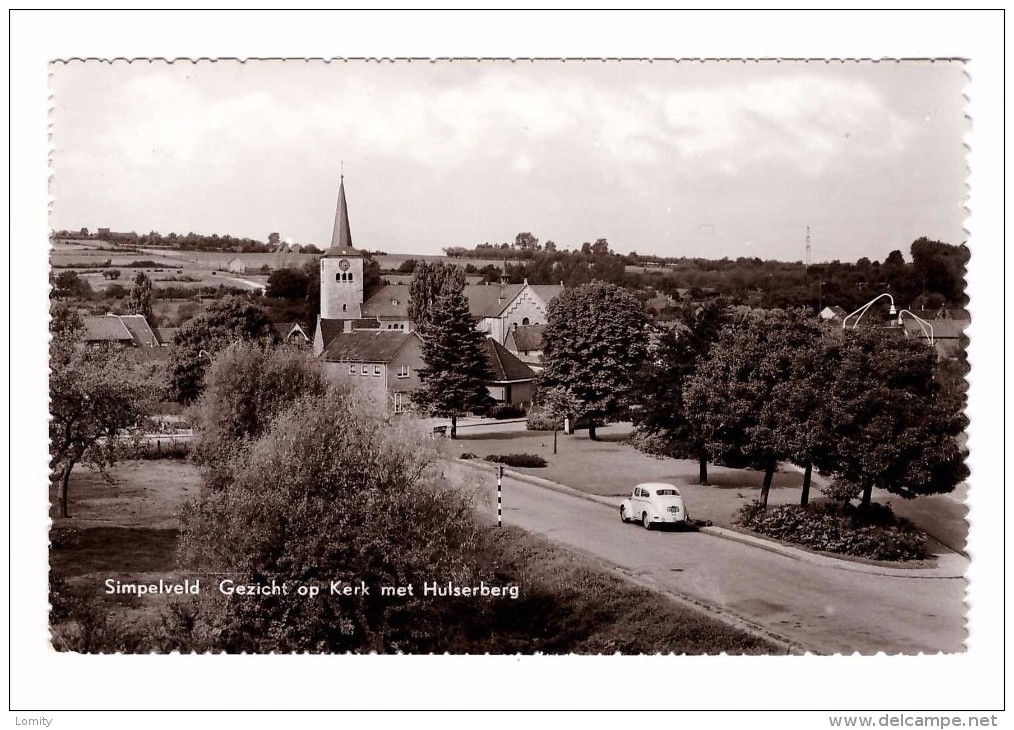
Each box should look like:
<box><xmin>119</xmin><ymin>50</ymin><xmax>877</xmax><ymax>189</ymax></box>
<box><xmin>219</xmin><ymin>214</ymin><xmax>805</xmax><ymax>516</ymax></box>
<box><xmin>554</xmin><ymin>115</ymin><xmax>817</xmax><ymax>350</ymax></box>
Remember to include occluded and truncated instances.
<box><xmin>44</xmin><ymin>57</ymin><xmax>973</xmax><ymax>659</ymax></box>
<box><xmin>45</xmin><ymin>57</ymin><xmax>973</xmax><ymax>662</ymax></box>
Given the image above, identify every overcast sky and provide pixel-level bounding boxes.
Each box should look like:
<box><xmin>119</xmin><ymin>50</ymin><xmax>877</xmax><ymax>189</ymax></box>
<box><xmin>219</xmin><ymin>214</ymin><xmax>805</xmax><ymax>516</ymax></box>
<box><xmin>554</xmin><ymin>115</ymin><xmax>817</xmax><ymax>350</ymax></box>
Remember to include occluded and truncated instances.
<box><xmin>50</xmin><ymin>60</ymin><xmax>967</xmax><ymax>263</ymax></box>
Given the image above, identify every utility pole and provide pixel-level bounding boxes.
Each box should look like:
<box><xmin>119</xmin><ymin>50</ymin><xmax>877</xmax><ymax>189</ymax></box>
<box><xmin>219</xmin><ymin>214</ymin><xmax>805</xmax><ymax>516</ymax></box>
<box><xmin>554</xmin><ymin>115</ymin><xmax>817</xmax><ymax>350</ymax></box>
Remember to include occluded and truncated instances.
<box><xmin>805</xmin><ymin>226</ymin><xmax>811</xmax><ymax>270</ymax></box>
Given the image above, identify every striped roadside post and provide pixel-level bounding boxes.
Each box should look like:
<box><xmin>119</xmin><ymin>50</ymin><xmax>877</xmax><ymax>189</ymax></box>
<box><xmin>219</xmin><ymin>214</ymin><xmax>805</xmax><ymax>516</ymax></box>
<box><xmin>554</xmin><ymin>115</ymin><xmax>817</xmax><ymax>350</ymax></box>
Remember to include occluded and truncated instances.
<box><xmin>496</xmin><ymin>464</ymin><xmax>504</xmax><ymax>527</ymax></box>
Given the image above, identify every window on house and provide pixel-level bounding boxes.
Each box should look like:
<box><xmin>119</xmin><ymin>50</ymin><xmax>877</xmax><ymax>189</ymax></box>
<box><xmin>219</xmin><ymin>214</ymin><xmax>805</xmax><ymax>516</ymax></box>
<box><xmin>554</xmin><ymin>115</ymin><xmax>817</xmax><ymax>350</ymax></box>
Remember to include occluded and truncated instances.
<box><xmin>361</xmin><ymin>365</ymin><xmax>368</xmax><ymax>375</ymax></box>
<box><xmin>349</xmin><ymin>364</ymin><xmax>356</xmax><ymax>375</ymax></box>
<box><xmin>373</xmin><ymin>365</ymin><xmax>381</xmax><ymax>377</ymax></box>
<box><xmin>342</xmin><ymin>304</ymin><xmax>347</xmax><ymax>312</ymax></box>
<box><xmin>397</xmin><ymin>365</ymin><xmax>410</xmax><ymax>379</ymax></box>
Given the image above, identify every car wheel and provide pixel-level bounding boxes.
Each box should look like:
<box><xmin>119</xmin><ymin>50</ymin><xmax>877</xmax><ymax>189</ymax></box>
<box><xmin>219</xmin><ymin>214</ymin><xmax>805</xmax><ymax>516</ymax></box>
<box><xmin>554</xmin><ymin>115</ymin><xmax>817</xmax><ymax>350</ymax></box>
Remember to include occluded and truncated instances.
<box><xmin>642</xmin><ymin>512</ymin><xmax>652</xmax><ymax>530</ymax></box>
<box><xmin>620</xmin><ymin>506</ymin><xmax>628</xmax><ymax>523</ymax></box>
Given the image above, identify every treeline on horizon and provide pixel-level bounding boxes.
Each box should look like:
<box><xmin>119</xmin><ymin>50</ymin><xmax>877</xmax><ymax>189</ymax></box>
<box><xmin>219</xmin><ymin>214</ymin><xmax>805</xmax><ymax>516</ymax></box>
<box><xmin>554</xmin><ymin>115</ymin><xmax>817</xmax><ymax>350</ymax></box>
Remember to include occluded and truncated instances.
<box><xmin>51</xmin><ymin>228</ymin><xmax>324</xmax><ymax>255</ymax></box>
<box><xmin>482</xmin><ymin>234</ymin><xmax>968</xmax><ymax>314</ymax></box>
<box><xmin>52</xmin><ymin>228</ymin><xmax>968</xmax><ymax>314</ymax></box>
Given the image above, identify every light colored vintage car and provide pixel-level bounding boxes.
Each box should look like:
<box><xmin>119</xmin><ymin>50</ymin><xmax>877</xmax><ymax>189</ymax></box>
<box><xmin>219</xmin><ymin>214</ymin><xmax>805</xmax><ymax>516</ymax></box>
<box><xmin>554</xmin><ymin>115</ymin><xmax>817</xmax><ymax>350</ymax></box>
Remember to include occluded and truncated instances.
<box><xmin>620</xmin><ymin>482</ymin><xmax>690</xmax><ymax>530</ymax></box>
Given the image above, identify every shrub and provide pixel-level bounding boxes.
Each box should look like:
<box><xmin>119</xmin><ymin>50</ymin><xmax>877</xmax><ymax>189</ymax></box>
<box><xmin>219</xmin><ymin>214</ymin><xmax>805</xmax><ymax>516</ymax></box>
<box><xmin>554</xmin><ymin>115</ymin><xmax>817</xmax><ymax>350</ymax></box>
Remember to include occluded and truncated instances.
<box><xmin>526</xmin><ymin>409</ymin><xmax>561</xmax><ymax>431</ymax></box>
<box><xmin>735</xmin><ymin>501</ymin><xmax>926</xmax><ymax>561</ymax></box>
<box><xmin>177</xmin><ymin>389</ymin><xmax>491</xmax><ymax>652</ymax></box>
<box><xmin>485</xmin><ymin>453</ymin><xmax>548</xmax><ymax>468</ymax></box>
<box><xmin>459</xmin><ymin>452</ymin><xmax>477</xmax><ymax>460</ymax></box>
<box><xmin>190</xmin><ymin>342</ymin><xmax>329</xmax><ymax>489</ymax></box>
<box><xmin>488</xmin><ymin>403</ymin><xmax>525</xmax><ymax>420</ymax></box>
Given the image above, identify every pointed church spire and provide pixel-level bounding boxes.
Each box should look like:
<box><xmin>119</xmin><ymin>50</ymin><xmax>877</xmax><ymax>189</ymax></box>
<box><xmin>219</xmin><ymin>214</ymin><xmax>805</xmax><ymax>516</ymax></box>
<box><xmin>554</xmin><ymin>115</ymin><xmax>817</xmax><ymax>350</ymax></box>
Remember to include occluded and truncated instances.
<box><xmin>331</xmin><ymin>176</ymin><xmax>353</xmax><ymax>250</ymax></box>
<box><xmin>324</xmin><ymin>174</ymin><xmax>362</xmax><ymax>257</ymax></box>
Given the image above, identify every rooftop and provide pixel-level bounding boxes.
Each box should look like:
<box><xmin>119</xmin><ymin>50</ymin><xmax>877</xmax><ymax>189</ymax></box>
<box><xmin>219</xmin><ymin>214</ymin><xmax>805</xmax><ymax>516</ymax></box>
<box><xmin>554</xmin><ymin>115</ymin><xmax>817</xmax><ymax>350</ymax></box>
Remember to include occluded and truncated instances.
<box><xmin>321</xmin><ymin>330</ymin><xmax>418</xmax><ymax>363</ymax></box>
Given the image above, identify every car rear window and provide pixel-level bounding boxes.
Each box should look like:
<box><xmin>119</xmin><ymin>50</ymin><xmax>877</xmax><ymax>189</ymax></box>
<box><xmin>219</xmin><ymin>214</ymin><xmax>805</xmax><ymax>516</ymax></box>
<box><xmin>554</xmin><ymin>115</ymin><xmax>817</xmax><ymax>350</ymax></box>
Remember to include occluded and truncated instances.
<box><xmin>655</xmin><ymin>489</ymin><xmax>680</xmax><ymax>496</ymax></box>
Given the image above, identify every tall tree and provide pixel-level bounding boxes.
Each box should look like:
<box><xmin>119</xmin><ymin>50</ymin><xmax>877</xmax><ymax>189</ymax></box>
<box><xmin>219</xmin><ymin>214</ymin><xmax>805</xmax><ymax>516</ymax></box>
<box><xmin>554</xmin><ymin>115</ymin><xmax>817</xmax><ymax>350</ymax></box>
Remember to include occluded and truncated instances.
<box><xmin>683</xmin><ymin>310</ymin><xmax>819</xmax><ymax>507</ymax></box>
<box><xmin>514</xmin><ymin>232</ymin><xmax>540</xmax><ymax>251</ymax></box>
<box><xmin>630</xmin><ymin>300</ymin><xmax>729</xmax><ymax>484</ymax></box>
<box><xmin>51</xmin><ymin>271</ymin><xmax>93</xmax><ymax>300</ymax></box>
<box><xmin>301</xmin><ymin>258</ymin><xmax>321</xmax><ymax>324</ymax></box>
<box><xmin>166</xmin><ymin>295</ymin><xmax>275</xmax><ymax>403</ymax></box>
<box><xmin>413</xmin><ymin>289</ymin><xmax>494</xmax><ymax>439</ymax></box>
<box><xmin>537</xmin><ymin>281</ymin><xmax>649</xmax><ymax>440</ymax></box>
<box><xmin>408</xmin><ymin>262</ymin><xmax>466</xmax><ymax>332</ymax></box>
<box><xmin>822</xmin><ymin>328</ymin><xmax>967</xmax><ymax>508</ymax></box>
<box><xmin>268</xmin><ymin>232</ymin><xmax>281</xmax><ymax>248</ymax></box>
<box><xmin>129</xmin><ymin>271</ymin><xmax>154</xmax><ymax>322</ymax></box>
<box><xmin>754</xmin><ymin>316</ymin><xmax>830</xmax><ymax>505</ymax></box>
<box><xmin>266</xmin><ymin>267</ymin><xmax>310</xmax><ymax>300</ymax></box>
<box><xmin>49</xmin><ymin>331</ymin><xmax>154</xmax><ymax>517</ymax></box>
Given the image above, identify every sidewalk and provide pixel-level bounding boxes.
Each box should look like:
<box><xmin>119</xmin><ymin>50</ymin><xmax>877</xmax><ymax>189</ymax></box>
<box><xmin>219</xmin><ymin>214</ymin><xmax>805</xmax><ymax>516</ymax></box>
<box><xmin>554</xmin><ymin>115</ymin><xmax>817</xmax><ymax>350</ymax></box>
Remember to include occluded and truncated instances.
<box><xmin>455</xmin><ymin>458</ymin><xmax>969</xmax><ymax>580</ymax></box>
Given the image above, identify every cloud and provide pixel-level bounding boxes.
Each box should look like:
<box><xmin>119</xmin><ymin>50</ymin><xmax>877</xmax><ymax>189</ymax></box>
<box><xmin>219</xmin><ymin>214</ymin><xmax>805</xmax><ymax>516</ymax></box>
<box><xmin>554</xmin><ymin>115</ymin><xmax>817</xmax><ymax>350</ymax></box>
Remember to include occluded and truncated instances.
<box><xmin>95</xmin><ymin>69</ymin><xmax>914</xmax><ymax>184</ymax></box>
<box><xmin>660</xmin><ymin>75</ymin><xmax>915</xmax><ymax>176</ymax></box>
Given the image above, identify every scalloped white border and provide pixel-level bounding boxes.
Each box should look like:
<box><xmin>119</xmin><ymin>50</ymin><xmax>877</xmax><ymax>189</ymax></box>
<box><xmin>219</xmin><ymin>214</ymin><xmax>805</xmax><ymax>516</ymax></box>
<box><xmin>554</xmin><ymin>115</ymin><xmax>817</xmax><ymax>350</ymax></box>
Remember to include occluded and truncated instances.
<box><xmin>10</xmin><ymin>8</ymin><xmax>1005</xmax><ymax>720</ymax></box>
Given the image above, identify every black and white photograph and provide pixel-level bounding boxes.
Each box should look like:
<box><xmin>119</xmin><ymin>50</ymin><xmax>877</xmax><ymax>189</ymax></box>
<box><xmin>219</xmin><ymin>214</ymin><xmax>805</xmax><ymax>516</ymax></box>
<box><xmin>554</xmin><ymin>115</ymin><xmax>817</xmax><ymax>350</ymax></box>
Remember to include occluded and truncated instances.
<box><xmin>10</xmin><ymin>9</ymin><xmax>1006</xmax><ymax>722</ymax></box>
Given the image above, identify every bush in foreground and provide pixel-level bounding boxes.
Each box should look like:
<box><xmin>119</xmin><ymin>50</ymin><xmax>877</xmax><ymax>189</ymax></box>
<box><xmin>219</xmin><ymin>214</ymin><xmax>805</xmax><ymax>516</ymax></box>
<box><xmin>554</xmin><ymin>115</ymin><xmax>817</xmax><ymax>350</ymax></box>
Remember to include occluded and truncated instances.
<box><xmin>178</xmin><ymin>389</ymin><xmax>490</xmax><ymax>652</ymax></box>
<box><xmin>485</xmin><ymin>453</ymin><xmax>548</xmax><ymax>468</ymax></box>
<box><xmin>735</xmin><ymin>501</ymin><xmax>926</xmax><ymax>562</ymax></box>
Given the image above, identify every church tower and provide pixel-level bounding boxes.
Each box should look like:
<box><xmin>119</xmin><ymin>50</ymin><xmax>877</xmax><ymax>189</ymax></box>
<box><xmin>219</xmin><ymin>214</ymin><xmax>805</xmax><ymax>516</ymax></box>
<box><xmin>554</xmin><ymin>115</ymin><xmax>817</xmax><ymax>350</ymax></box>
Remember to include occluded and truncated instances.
<box><xmin>320</xmin><ymin>176</ymin><xmax>364</xmax><ymax>319</ymax></box>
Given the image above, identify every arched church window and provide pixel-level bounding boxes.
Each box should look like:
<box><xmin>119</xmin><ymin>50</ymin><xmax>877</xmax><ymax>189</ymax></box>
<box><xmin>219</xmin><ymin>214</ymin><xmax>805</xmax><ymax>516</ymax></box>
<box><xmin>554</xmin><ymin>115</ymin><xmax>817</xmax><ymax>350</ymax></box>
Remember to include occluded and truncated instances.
<box><xmin>522</xmin><ymin>317</ymin><xmax>530</xmax><ymax>326</ymax></box>
<box><xmin>342</xmin><ymin>304</ymin><xmax>347</xmax><ymax>312</ymax></box>
<box><xmin>348</xmin><ymin>273</ymin><xmax>353</xmax><ymax>281</ymax></box>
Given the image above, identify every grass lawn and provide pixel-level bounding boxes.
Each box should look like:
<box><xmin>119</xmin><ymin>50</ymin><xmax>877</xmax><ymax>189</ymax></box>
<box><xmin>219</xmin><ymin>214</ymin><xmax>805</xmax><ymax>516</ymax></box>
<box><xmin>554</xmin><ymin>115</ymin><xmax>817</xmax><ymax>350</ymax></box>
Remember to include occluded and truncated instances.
<box><xmin>449</xmin><ymin>422</ymin><xmax>818</xmax><ymax>528</ymax></box>
<box><xmin>49</xmin><ymin>460</ymin><xmax>200</xmax><ymax>650</ymax></box>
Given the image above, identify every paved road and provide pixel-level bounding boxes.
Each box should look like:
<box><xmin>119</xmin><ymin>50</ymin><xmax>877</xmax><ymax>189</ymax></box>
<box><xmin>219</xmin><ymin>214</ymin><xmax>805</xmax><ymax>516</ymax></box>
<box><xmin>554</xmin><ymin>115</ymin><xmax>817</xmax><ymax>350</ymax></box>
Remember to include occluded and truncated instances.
<box><xmin>446</xmin><ymin>462</ymin><xmax>966</xmax><ymax>655</ymax></box>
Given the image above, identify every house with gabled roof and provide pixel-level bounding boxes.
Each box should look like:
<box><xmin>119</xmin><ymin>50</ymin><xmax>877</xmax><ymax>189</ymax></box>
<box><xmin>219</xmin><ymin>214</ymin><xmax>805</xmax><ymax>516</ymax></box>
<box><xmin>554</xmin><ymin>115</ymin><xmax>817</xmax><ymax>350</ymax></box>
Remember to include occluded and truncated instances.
<box><xmin>481</xmin><ymin>338</ymin><xmax>536</xmax><ymax>406</ymax></box>
<box><xmin>819</xmin><ymin>305</ymin><xmax>849</xmax><ymax>323</ymax></box>
<box><xmin>82</xmin><ymin>313</ymin><xmax>163</xmax><ymax>348</ymax></box>
<box><xmin>272</xmin><ymin>322</ymin><xmax>311</xmax><ymax>345</ymax></box>
<box><xmin>318</xmin><ymin>329</ymin><xmax>425</xmax><ymax>413</ymax></box>
<box><xmin>900</xmin><ymin>317</ymin><xmax>967</xmax><ymax>359</ymax></box>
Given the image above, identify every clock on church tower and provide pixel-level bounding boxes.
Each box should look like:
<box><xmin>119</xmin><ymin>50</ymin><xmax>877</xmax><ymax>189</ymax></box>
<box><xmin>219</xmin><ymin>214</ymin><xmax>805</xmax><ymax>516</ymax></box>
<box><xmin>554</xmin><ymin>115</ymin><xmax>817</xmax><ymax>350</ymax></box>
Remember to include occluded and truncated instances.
<box><xmin>319</xmin><ymin>176</ymin><xmax>365</xmax><ymax>319</ymax></box>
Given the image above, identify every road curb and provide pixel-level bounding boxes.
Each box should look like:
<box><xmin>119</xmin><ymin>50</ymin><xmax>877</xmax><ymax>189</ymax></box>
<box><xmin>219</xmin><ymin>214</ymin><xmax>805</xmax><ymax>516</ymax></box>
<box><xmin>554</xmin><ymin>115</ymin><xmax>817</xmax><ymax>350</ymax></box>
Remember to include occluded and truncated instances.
<box><xmin>451</xmin><ymin>458</ymin><xmax>969</xmax><ymax>580</ymax></box>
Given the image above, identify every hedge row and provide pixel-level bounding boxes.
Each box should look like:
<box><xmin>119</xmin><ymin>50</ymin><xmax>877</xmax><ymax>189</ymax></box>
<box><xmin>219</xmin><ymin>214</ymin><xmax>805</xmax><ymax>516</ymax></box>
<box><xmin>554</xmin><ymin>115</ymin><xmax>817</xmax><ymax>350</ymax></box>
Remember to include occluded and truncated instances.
<box><xmin>735</xmin><ymin>501</ymin><xmax>926</xmax><ymax>562</ymax></box>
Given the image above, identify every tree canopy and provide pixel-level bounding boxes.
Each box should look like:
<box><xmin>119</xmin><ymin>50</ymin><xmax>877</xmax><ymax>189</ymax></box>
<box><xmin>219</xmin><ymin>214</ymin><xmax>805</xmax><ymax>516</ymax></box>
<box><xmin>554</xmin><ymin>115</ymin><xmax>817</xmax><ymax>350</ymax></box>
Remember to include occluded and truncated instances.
<box><xmin>128</xmin><ymin>271</ymin><xmax>154</xmax><ymax>322</ymax></box>
<box><xmin>49</xmin><ymin>330</ymin><xmax>155</xmax><ymax>517</ymax></box>
<box><xmin>413</xmin><ymin>288</ymin><xmax>494</xmax><ymax>437</ymax></box>
<box><xmin>680</xmin><ymin>310</ymin><xmax>966</xmax><ymax>508</ymax></box>
<box><xmin>166</xmin><ymin>296</ymin><xmax>275</xmax><ymax>403</ymax></box>
<box><xmin>266</xmin><ymin>267</ymin><xmax>310</xmax><ymax>300</ymax></box>
<box><xmin>537</xmin><ymin>281</ymin><xmax>649</xmax><ymax>439</ymax></box>
<box><xmin>631</xmin><ymin>299</ymin><xmax>729</xmax><ymax>484</ymax></box>
<box><xmin>408</xmin><ymin>262</ymin><xmax>467</xmax><ymax>332</ymax></box>
<box><xmin>820</xmin><ymin>327</ymin><xmax>968</xmax><ymax>507</ymax></box>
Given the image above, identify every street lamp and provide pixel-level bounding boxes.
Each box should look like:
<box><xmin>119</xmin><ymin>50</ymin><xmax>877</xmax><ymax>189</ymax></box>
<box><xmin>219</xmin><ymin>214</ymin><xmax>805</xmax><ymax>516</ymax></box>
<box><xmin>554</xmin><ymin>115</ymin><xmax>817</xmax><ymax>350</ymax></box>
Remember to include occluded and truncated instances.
<box><xmin>897</xmin><ymin>309</ymin><xmax>935</xmax><ymax>346</ymax></box>
<box><xmin>841</xmin><ymin>293</ymin><xmax>897</xmax><ymax>330</ymax></box>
